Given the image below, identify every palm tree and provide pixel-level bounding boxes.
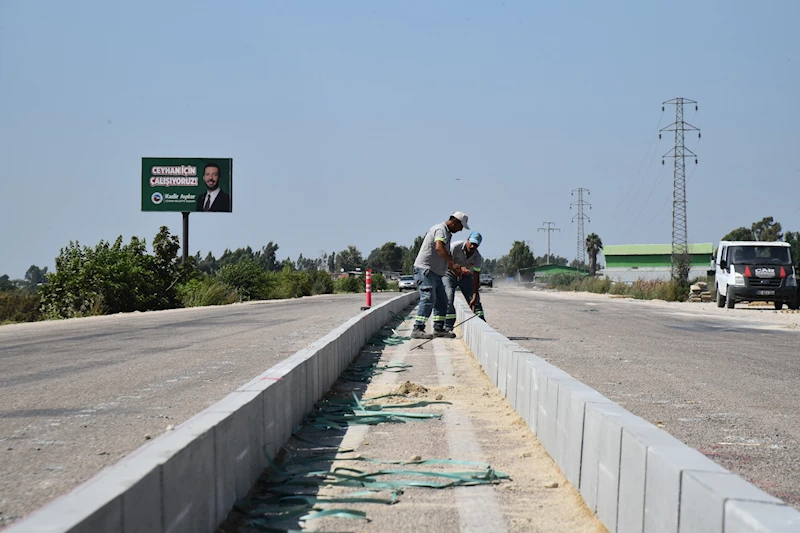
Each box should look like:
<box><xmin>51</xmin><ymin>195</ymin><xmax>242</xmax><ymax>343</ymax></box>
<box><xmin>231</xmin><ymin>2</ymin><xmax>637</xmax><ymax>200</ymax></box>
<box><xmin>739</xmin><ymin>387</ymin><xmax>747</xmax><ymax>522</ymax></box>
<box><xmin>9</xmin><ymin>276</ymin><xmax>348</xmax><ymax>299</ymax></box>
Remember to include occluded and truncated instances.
<box><xmin>585</xmin><ymin>233</ymin><xmax>603</xmax><ymax>276</ymax></box>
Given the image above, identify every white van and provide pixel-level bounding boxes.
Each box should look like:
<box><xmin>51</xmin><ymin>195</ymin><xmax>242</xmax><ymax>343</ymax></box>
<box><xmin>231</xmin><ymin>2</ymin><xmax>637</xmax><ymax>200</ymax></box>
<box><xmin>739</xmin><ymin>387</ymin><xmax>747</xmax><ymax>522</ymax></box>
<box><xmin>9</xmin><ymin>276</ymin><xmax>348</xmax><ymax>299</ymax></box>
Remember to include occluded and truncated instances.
<box><xmin>714</xmin><ymin>241</ymin><xmax>799</xmax><ymax>309</ymax></box>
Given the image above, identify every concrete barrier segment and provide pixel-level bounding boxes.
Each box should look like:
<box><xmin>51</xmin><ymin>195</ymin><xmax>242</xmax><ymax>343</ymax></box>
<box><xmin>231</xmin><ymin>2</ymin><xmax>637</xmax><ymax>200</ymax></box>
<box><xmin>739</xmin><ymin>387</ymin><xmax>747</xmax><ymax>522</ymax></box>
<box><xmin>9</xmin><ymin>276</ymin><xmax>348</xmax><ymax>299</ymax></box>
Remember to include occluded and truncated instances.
<box><xmin>555</xmin><ymin>380</ymin><xmax>616</xmax><ymax>489</ymax></box>
<box><xmin>536</xmin><ymin>371</ymin><xmax>560</xmax><ymax>458</ymax></box>
<box><xmin>725</xmin><ymin>500</ymin><xmax>800</xmax><ymax>533</ymax></box>
<box><xmin>502</xmin><ymin>348</ymin><xmax>522</xmax><ymax>407</ymax></box>
<box><xmin>497</xmin><ymin>341</ymin><xmax>510</xmax><ymax>396</ymax></box>
<box><xmin>478</xmin><ymin>329</ymin><xmax>493</xmax><ymax>370</ymax></box>
<box><xmin>206</xmin><ymin>391</ymin><xmax>266</xmax><ymax>524</ymax></box>
<box><xmin>497</xmin><ymin>341</ymin><xmax>525</xmax><ymax>397</ymax></box>
<box><xmin>679</xmin><ymin>471</ymin><xmax>783</xmax><ymax>533</ymax></box>
<box><xmin>481</xmin><ymin>331</ymin><xmax>507</xmax><ymax>385</ymax></box>
<box><xmin>258</xmin><ymin>380</ymin><xmax>287</xmax><ymax>462</ymax></box>
<box><xmin>579</xmin><ymin>402</ymin><xmax>650</xmax><ymax>532</ymax></box>
<box><xmin>643</xmin><ymin>436</ymin><xmax>730</xmax><ymax>533</ymax></box>
<box><xmin>514</xmin><ymin>355</ymin><xmax>539</xmax><ymax>430</ymax></box>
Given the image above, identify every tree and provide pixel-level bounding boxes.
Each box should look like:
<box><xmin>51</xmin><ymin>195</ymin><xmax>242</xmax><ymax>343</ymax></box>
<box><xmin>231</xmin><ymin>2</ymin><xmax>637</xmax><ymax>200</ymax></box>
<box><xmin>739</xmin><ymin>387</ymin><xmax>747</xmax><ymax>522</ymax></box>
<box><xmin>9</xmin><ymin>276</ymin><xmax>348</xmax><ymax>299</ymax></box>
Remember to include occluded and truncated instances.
<box><xmin>785</xmin><ymin>231</ymin><xmax>800</xmax><ymax>269</ymax></box>
<box><xmin>196</xmin><ymin>251</ymin><xmax>218</xmax><ymax>274</ymax></box>
<box><xmin>380</xmin><ymin>242</ymin><xmax>404</xmax><ymax>272</ymax></box>
<box><xmin>296</xmin><ymin>253</ymin><xmax>321</xmax><ymax>271</ymax></box>
<box><xmin>585</xmin><ymin>233</ymin><xmax>603</xmax><ymax>276</ymax></box>
<box><xmin>721</xmin><ymin>227</ymin><xmax>754</xmax><ymax>241</ymax></box>
<box><xmin>367</xmin><ymin>242</ymin><xmax>404</xmax><ymax>273</ymax></box>
<box><xmin>570</xmin><ymin>258</ymin><xmax>588</xmax><ymax>270</ymax></box>
<box><xmin>535</xmin><ymin>255</ymin><xmax>568</xmax><ymax>266</ymax></box>
<box><xmin>366</xmin><ymin>247</ymin><xmax>385</xmax><ymax>272</ymax></box>
<box><xmin>215</xmin><ymin>242</ymin><xmax>281</xmax><ymax>272</ymax></box>
<box><xmin>506</xmin><ymin>241</ymin><xmax>536</xmax><ymax>281</ymax></box>
<box><xmin>256</xmin><ymin>242</ymin><xmax>281</xmax><ymax>271</ymax></box>
<box><xmin>494</xmin><ymin>255</ymin><xmax>509</xmax><ymax>278</ymax></box>
<box><xmin>721</xmin><ymin>217</ymin><xmax>783</xmax><ymax>242</ymax></box>
<box><xmin>24</xmin><ymin>265</ymin><xmax>48</xmax><ymax>288</ymax></box>
<box><xmin>0</xmin><ymin>274</ymin><xmax>15</xmax><ymax>292</ymax></box>
<box><xmin>335</xmin><ymin>245</ymin><xmax>364</xmax><ymax>273</ymax></box>
<box><xmin>751</xmin><ymin>217</ymin><xmax>782</xmax><ymax>242</ymax></box>
<box><xmin>327</xmin><ymin>252</ymin><xmax>336</xmax><ymax>273</ymax></box>
<box><xmin>152</xmin><ymin>226</ymin><xmax>186</xmax><ymax>307</ymax></box>
<box><xmin>279</xmin><ymin>257</ymin><xmax>296</xmax><ymax>271</ymax></box>
<box><xmin>402</xmin><ymin>236</ymin><xmax>424</xmax><ymax>274</ymax></box>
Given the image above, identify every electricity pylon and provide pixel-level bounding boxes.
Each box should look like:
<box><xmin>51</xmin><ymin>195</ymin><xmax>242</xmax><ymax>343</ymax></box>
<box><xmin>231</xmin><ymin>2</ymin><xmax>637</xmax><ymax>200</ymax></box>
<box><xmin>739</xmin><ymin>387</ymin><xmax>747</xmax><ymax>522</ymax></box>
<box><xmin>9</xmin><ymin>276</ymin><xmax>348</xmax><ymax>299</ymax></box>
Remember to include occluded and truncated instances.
<box><xmin>538</xmin><ymin>222</ymin><xmax>560</xmax><ymax>265</ymax></box>
<box><xmin>660</xmin><ymin>98</ymin><xmax>700</xmax><ymax>282</ymax></box>
<box><xmin>570</xmin><ymin>188</ymin><xmax>591</xmax><ymax>267</ymax></box>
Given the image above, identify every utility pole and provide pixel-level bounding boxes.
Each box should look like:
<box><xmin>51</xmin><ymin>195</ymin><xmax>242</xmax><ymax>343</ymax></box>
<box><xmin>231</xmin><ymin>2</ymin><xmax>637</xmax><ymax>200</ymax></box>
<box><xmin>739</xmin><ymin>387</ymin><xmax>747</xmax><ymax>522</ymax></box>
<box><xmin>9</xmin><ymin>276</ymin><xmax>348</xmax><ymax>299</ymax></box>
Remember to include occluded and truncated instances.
<box><xmin>660</xmin><ymin>98</ymin><xmax>700</xmax><ymax>282</ymax></box>
<box><xmin>570</xmin><ymin>188</ymin><xmax>591</xmax><ymax>268</ymax></box>
<box><xmin>537</xmin><ymin>222</ymin><xmax>560</xmax><ymax>265</ymax></box>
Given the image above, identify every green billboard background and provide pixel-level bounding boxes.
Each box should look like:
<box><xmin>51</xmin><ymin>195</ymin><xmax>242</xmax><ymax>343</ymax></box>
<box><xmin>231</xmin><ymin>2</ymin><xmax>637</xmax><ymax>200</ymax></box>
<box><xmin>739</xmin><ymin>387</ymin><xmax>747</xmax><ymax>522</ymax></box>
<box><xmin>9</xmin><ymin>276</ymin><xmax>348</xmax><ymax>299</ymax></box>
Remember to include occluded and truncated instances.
<box><xmin>141</xmin><ymin>157</ymin><xmax>233</xmax><ymax>212</ymax></box>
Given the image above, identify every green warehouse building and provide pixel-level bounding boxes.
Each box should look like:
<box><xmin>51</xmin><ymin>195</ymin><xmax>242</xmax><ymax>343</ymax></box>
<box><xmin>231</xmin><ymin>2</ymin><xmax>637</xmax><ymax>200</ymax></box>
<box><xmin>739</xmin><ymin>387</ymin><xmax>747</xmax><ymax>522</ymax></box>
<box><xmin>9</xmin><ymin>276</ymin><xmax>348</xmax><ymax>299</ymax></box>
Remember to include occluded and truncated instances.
<box><xmin>599</xmin><ymin>243</ymin><xmax>714</xmax><ymax>282</ymax></box>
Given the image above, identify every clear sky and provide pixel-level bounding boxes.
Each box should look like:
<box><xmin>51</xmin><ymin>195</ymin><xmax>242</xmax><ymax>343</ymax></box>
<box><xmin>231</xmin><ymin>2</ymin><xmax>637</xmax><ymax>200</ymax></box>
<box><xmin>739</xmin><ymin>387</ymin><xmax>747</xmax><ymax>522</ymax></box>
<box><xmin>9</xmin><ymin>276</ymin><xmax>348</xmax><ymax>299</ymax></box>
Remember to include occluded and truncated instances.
<box><xmin>1</xmin><ymin>1</ymin><xmax>798</xmax><ymax>278</ymax></box>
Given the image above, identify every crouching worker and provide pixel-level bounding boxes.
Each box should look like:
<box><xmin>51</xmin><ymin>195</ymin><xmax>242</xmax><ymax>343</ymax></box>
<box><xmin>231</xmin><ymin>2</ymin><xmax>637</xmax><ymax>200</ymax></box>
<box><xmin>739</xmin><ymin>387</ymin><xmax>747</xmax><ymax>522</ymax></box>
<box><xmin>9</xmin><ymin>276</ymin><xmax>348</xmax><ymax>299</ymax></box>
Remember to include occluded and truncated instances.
<box><xmin>444</xmin><ymin>232</ymin><xmax>486</xmax><ymax>335</ymax></box>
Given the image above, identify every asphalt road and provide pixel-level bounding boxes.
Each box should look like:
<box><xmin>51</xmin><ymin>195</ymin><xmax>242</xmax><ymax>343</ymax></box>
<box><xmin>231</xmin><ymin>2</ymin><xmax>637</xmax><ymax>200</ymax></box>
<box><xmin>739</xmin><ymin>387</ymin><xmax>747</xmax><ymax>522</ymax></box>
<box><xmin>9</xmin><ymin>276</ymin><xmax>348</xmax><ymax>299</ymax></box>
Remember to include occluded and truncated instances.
<box><xmin>0</xmin><ymin>293</ymin><xmax>393</xmax><ymax>527</ymax></box>
<box><xmin>481</xmin><ymin>286</ymin><xmax>800</xmax><ymax>509</ymax></box>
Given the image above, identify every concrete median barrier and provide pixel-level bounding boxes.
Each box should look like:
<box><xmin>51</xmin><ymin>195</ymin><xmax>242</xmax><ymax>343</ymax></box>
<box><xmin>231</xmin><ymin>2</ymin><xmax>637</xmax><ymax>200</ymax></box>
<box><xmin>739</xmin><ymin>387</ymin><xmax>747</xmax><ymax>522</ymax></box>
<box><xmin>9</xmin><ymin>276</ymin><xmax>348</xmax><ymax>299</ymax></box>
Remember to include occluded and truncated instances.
<box><xmin>4</xmin><ymin>292</ymin><xmax>418</xmax><ymax>533</ymax></box>
<box><xmin>453</xmin><ymin>298</ymin><xmax>800</xmax><ymax>533</ymax></box>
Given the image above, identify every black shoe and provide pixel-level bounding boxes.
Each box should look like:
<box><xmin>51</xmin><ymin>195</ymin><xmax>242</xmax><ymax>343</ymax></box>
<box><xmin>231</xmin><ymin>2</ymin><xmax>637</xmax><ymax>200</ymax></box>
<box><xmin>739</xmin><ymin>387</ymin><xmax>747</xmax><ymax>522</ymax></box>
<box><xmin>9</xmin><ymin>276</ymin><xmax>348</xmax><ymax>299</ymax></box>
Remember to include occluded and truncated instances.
<box><xmin>411</xmin><ymin>329</ymin><xmax>433</xmax><ymax>339</ymax></box>
<box><xmin>433</xmin><ymin>329</ymin><xmax>456</xmax><ymax>338</ymax></box>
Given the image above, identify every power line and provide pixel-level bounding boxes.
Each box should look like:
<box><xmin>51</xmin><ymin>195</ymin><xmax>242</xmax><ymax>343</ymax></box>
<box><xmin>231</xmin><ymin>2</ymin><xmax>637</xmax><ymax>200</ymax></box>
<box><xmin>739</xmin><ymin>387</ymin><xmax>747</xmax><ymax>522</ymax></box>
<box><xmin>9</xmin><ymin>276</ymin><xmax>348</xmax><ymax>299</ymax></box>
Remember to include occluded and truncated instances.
<box><xmin>615</xmin><ymin>110</ymin><xmax>665</xmax><ymax>215</ymax></box>
<box><xmin>628</xmin><ymin>164</ymin><xmax>667</xmax><ymax>230</ymax></box>
<box><xmin>537</xmin><ymin>222</ymin><xmax>560</xmax><ymax>264</ymax></box>
<box><xmin>570</xmin><ymin>188</ymin><xmax>591</xmax><ymax>266</ymax></box>
<box><xmin>660</xmin><ymin>97</ymin><xmax>701</xmax><ymax>282</ymax></box>
<box><xmin>631</xmin><ymin>136</ymin><xmax>702</xmax><ymax>236</ymax></box>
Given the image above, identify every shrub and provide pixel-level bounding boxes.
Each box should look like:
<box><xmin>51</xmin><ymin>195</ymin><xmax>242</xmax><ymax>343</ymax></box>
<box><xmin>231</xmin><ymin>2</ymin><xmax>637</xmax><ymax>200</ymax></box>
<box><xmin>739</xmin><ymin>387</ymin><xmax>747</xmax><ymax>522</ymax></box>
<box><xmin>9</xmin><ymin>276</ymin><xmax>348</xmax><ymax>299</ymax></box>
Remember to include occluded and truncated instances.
<box><xmin>273</xmin><ymin>269</ymin><xmax>312</xmax><ymax>299</ymax></box>
<box><xmin>309</xmin><ymin>271</ymin><xmax>334</xmax><ymax>295</ymax></box>
<box><xmin>216</xmin><ymin>260</ymin><xmax>276</xmax><ymax>301</ymax></box>
<box><xmin>335</xmin><ymin>276</ymin><xmax>365</xmax><ymax>293</ymax></box>
<box><xmin>371</xmin><ymin>272</ymin><xmax>388</xmax><ymax>291</ymax></box>
<box><xmin>387</xmin><ymin>281</ymin><xmax>399</xmax><ymax>292</ymax></box>
<box><xmin>0</xmin><ymin>292</ymin><xmax>42</xmax><ymax>323</ymax></box>
<box><xmin>177</xmin><ymin>277</ymin><xmax>238</xmax><ymax>307</ymax></box>
<box><xmin>581</xmin><ymin>277</ymin><xmax>612</xmax><ymax>293</ymax></box>
<box><xmin>546</xmin><ymin>272</ymin><xmax>586</xmax><ymax>289</ymax></box>
<box><xmin>40</xmin><ymin>228</ymin><xmax>187</xmax><ymax>319</ymax></box>
<box><xmin>609</xmin><ymin>281</ymin><xmax>629</xmax><ymax>295</ymax></box>
<box><xmin>546</xmin><ymin>273</ymin><xmax>688</xmax><ymax>302</ymax></box>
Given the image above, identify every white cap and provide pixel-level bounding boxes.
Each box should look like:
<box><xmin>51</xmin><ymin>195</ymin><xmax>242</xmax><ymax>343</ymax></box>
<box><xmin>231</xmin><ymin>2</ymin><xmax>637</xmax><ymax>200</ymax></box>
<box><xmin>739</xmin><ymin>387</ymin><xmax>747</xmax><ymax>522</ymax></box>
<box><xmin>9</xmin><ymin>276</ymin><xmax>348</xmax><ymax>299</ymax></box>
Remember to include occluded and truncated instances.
<box><xmin>451</xmin><ymin>211</ymin><xmax>470</xmax><ymax>230</ymax></box>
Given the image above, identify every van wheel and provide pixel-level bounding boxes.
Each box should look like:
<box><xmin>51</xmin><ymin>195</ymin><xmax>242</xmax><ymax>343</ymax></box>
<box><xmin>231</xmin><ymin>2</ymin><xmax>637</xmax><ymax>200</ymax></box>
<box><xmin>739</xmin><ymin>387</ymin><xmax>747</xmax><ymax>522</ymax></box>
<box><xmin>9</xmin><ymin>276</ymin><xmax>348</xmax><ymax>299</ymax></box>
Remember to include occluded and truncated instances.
<box><xmin>725</xmin><ymin>287</ymin><xmax>736</xmax><ymax>308</ymax></box>
<box><xmin>774</xmin><ymin>301</ymin><xmax>784</xmax><ymax>310</ymax></box>
<box><xmin>789</xmin><ymin>300</ymin><xmax>800</xmax><ymax>310</ymax></box>
<box><xmin>715</xmin><ymin>286</ymin><xmax>725</xmax><ymax>308</ymax></box>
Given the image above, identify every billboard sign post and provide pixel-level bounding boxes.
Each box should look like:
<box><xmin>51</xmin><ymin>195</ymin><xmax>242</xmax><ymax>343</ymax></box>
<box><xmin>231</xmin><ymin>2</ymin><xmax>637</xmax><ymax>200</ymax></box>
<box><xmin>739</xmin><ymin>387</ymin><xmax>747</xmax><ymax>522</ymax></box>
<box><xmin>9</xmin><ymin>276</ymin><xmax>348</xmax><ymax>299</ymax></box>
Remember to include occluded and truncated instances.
<box><xmin>141</xmin><ymin>157</ymin><xmax>233</xmax><ymax>262</ymax></box>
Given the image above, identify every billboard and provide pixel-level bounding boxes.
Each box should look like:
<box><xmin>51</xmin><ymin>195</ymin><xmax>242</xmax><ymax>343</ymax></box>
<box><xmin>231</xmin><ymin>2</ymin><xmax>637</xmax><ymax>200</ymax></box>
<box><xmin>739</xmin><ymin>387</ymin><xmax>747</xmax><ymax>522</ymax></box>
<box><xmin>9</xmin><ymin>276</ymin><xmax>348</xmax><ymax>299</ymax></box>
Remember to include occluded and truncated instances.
<box><xmin>142</xmin><ymin>158</ymin><xmax>233</xmax><ymax>212</ymax></box>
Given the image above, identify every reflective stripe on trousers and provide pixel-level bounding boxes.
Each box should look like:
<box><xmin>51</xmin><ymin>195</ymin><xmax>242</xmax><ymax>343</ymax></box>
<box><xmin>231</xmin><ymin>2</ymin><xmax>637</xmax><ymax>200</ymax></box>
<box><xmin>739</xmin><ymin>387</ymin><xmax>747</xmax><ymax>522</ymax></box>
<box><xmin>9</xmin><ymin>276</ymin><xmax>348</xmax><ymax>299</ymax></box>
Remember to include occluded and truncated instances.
<box><xmin>413</xmin><ymin>267</ymin><xmax>448</xmax><ymax>331</ymax></box>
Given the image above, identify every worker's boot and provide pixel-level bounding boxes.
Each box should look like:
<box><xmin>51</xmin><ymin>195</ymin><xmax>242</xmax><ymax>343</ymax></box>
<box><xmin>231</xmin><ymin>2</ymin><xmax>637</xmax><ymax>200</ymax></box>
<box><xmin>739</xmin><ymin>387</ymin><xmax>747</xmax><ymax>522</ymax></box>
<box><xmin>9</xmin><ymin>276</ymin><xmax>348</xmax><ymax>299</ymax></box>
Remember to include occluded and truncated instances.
<box><xmin>411</xmin><ymin>328</ymin><xmax>433</xmax><ymax>340</ymax></box>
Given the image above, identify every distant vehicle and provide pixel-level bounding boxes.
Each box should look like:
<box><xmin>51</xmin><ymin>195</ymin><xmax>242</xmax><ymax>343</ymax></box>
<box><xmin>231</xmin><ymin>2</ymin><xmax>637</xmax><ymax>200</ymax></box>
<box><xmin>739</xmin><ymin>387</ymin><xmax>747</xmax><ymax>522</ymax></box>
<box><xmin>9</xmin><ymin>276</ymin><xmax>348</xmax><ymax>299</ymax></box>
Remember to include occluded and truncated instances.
<box><xmin>714</xmin><ymin>241</ymin><xmax>799</xmax><ymax>310</ymax></box>
<box><xmin>398</xmin><ymin>275</ymin><xmax>416</xmax><ymax>291</ymax></box>
<box><xmin>479</xmin><ymin>273</ymin><xmax>493</xmax><ymax>288</ymax></box>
